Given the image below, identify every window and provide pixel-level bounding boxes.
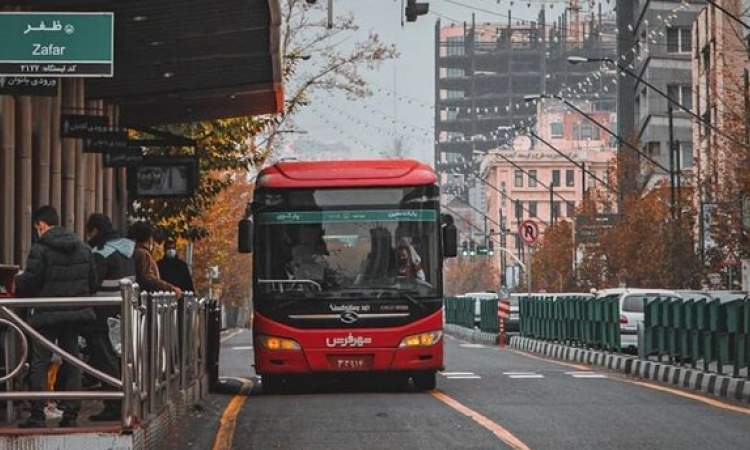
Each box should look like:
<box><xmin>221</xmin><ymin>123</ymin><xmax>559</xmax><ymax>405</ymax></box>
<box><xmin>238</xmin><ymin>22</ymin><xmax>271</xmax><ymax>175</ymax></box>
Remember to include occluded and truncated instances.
<box><xmin>593</xmin><ymin>126</ymin><xmax>601</xmax><ymax>140</ymax></box>
<box><xmin>528</xmin><ymin>201</ymin><xmax>538</xmax><ymax>218</ymax></box>
<box><xmin>581</xmin><ymin>123</ymin><xmax>593</xmax><ymax>139</ymax></box>
<box><xmin>550</xmin><ymin>122</ymin><xmax>563</xmax><ymax>138</ymax></box>
<box><xmin>566</xmin><ymin>169</ymin><xmax>575</xmax><ymax>187</ymax></box>
<box><xmin>667</xmin><ymin>27</ymin><xmax>691</xmax><ymax>53</ymax></box>
<box><xmin>446</xmin><ymin>36</ymin><xmax>465</xmax><ymax>56</ymax></box>
<box><xmin>566</xmin><ymin>201</ymin><xmax>575</xmax><ymax>218</ymax></box>
<box><xmin>552</xmin><ymin>201</ymin><xmax>561</xmax><ymax>219</ymax></box>
<box><xmin>514</xmin><ymin>170</ymin><xmax>524</xmax><ymax>187</ymax></box>
<box><xmin>647</xmin><ymin>142</ymin><xmax>661</xmax><ymax>157</ymax></box>
<box><xmin>445</xmin><ymin>90</ymin><xmax>464</xmax><ymax>99</ymax></box>
<box><xmin>515</xmin><ymin>200</ymin><xmax>523</xmax><ymax>219</ymax></box>
<box><xmin>528</xmin><ymin>169</ymin><xmax>538</xmax><ymax>187</ymax></box>
<box><xmin>552</xmin><ymin>170</ymin><xmax>561</xmax><ymax>187</ymax></box>
<box><xmin>679</xmin><ymin>142</ymin><xmax>694</xmax><ymax>169</ymax></box>
<box><xmin>572</xmin><ymin>124</ymin><xmax>580</xmax><ymax>140</ymax></box>
<box><xmin>446</xmin><ymin>68</ymin><xmax>465</xmax><ymax>78</ymax></box>
<box><xmin>667</xmin><ymin>84</ymin><xmax>692</xmax><ymax>111</ymax></box>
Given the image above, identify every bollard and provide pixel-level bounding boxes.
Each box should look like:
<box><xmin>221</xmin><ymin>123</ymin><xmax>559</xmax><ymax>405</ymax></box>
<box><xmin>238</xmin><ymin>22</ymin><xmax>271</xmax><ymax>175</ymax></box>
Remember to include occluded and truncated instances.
<box><xmin>206</xmin><ymin>299</ymin><xmax>221</xmax><ymax>390</ymax></box>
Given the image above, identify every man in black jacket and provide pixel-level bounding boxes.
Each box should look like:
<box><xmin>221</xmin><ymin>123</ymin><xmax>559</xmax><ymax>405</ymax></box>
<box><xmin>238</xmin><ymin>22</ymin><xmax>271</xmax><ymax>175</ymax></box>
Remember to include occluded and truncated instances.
<box><xmin>85</xmin><ymin>213</ymin><xmax>135</xmax><ymax>421</ymax></box>
<box><xmin>157</xmin><ymin>239</ymin><xmax>194</xmax><ymax>293</ymax></box>
<box><xmin>15</xmin><ymin>206</ymin><xmax>98</xmax><ymax>428</ymax></box>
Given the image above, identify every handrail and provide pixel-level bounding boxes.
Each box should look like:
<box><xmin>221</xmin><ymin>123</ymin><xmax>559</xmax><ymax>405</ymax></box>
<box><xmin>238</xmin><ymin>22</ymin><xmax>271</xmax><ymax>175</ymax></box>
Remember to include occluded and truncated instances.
<box><xmin>0</xmin><ymin>279</ymin><xmax>212</xmax><ymax>430</ymax></box>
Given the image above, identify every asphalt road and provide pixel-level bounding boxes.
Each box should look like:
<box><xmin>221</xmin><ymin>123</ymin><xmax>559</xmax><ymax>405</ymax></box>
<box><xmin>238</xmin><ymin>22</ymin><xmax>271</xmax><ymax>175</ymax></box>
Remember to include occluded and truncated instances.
<box><xmin>177</xmin><ymin>329</ymin><xmax>750</xmax><ymax>450</ymax></box>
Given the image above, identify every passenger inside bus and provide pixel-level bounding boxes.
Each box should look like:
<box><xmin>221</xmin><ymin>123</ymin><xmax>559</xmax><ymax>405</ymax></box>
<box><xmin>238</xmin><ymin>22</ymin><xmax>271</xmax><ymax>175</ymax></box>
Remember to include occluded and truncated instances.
<box><xmin>395</xmin><ymin>238</ymin><xmax>426</xmax><ymax>283</ymax></box>
<box><xmin>286</xmin><ymin>225</ymin><xmax>339</xmax><ymax>288</ymax></box>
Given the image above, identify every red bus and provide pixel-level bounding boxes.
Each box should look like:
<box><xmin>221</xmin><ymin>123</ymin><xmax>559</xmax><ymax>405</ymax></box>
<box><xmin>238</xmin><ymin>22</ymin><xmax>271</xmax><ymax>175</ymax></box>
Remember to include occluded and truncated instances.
<box><xmin>238</xmin><ymin>159</ymin><xmax>457</xmax><ymax>392</ymax></box>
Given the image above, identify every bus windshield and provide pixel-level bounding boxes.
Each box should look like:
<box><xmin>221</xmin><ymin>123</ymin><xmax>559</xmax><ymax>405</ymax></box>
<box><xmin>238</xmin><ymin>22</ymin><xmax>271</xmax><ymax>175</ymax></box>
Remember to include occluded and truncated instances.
<box><xmin>253</xmin><ymin>186</ymin><xmax>440</xmax><ymax>299</ymax></box>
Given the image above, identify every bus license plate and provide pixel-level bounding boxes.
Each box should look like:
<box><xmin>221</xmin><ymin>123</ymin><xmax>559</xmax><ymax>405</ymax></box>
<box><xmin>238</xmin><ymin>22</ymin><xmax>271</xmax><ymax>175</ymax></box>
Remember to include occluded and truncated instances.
<box><xmin>328</xmin><ymin>355</ymin><xmax>373</xmax><ymax>371</ymax></box>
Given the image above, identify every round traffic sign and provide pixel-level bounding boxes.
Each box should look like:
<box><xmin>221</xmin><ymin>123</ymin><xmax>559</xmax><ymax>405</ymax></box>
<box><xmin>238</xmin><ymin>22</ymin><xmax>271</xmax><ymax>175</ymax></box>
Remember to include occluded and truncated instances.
<box><xmin>519</xmin><ymin>220</ymin><xmax>539</xmax><ymax>245</ymax></box>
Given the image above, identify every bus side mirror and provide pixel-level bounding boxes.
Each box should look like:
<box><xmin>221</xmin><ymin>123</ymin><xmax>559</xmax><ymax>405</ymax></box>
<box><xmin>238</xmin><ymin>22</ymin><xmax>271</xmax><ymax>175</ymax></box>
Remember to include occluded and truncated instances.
<box><xmin>238</xmin><ymin>218</ymin><xmax>254</xmax><ymax>253</ymax></box>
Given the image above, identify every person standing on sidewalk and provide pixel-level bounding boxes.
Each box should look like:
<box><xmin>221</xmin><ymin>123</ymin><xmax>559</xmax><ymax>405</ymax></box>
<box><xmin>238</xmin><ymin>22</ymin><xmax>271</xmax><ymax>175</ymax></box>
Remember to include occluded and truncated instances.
<box><xmin>15</xmin><ymin>206</ymin><xmax>99</xmax><ymax>428</ymax></box>
<box><xmin>84</xmin><ymin>213</ymin><xmax>136</xmax><ymax>421</ymax></box>
<box><xmin>157</xmin><ymin>239</ymin><xmax>194</xmax><ymax>293</ymax></box>
<box><xmin>130</xmin><ymin>222</ymin><xmax>182</xmax><ymax>298</ymax></box>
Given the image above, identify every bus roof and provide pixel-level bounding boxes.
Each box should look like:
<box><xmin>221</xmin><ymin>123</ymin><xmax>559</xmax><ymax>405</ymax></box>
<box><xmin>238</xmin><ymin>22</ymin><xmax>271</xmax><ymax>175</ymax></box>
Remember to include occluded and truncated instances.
<box><xmin>256</xmin><ymin>159</ymin><xmax>437</xmax><ymax>189</ymax></box>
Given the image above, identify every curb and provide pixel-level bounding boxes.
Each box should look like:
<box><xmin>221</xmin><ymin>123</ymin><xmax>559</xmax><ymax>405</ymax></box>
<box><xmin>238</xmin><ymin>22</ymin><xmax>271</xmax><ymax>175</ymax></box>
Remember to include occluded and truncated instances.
<box><xmin>509</xmin><ymin>336</ymin><xmax>750</xmax><ymax>405</ymax></box>
<box><xmin>444</xmin><ymin>324</ymin><xmax>498</xmax><ymax>346</ymax></box>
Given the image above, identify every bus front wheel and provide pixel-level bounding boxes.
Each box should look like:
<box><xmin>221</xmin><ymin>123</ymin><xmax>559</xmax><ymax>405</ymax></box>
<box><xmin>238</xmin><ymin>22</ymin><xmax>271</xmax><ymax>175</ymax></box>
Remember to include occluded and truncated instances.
<box><xmin>413</xmin><ymin>371</ymin><xmax>436</xmax><ymax>391</ymax></box>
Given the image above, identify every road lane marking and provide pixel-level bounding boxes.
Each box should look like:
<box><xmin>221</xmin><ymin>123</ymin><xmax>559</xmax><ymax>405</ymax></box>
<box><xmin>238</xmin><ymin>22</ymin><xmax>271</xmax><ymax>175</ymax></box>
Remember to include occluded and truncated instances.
<box><xmin>220</xmin><ymin>328</ymin><xmax>244</xmax><ymax>343</ymax></box>
<box><xmin>508</xmin><ymin>349</ymin><xmax>590</xmax><ymax>371</ymax></box>
<box><xmin>502</xmin><ymin>372</ymin><xmax>538</xmax><ymax>375</ymax></box>
<box><xmin>446</xmin><ymin>375</ymin><xmax>482</xmax><ymax>379</ymax></box>
<box><xmin>230</xmin><ymin>346</ymin><xmax>253</xmax><ymax>350</ymax></box>
<box><xmin>511</xmin><ymin>348</ymin><xmax>750</xmax><ymax>416</ymax></box>
<box><xmin>460</xmin><ymin>343</ymin><xmax>488</xmax><ymax>348</ymax></box>
<box><xmin>570</xmin><ymin>373</ymin><xmax>607</xmax><ymax>379</ymax></box>
<box><xmin>621</xmin><ymin>379</ymin><xmax>750</xmax><ymax>417</ymax></box>
<box><xmin>211</xmin><ymin>378</ymin><xmax>253</xmax><ymax>450</ymax></box>
<box><xmin>507</xmin><ymin>374</ymin><xmax>544</xmax><ymax>379</ymax></box>
<box><xmin>441</xmin><ymin>372</ymin><xmax>475</xmax><ymax>376</ymax></box>
<box><xmin>430</xmin><ymin>390</ymin><xmax>531</xmax><ymax>450</ymax></box>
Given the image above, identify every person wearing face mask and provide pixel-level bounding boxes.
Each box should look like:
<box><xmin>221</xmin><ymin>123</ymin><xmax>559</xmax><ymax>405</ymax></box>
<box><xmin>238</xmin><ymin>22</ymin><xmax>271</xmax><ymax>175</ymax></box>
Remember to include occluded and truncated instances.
<box><xmin>129</xmin><ymin>222</ymin><xmax>182</xmax><ymax>298</ymax></box>
<box><xmin>157</xmin><ymin>240</ymin><xmax>194</xmax><ymax>293</ymax></box>
<box><xmin>82</xmin><ymin>213</ymin><xmax>135</xmax><ymax>421</ymax></box>
<box><xmin>15</xmin><ymin>206</ymin><xmax>99</xmax><ymax>428</ymax></box>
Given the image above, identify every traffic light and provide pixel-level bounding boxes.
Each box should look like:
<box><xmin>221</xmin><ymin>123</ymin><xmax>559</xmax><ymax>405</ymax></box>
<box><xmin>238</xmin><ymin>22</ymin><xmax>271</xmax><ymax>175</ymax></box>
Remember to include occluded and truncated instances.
<box><xmin>488</xmin><ymin>239</ymin><xmax>495</xmax><ymax>256</ymax></box>
<box><xmin>469</xmin><ymin>240</ymin><xmax>476</xmax><ymax>256</ymax></box>
<box><xmin>461</xmin><ymin>240</ymin><xmax>469</xmax><ymax>256</ymax></box>
<box><xmin>405</xmin><ymin>0</ymin><xmax>429</xmax><ymax>22</ymax></box>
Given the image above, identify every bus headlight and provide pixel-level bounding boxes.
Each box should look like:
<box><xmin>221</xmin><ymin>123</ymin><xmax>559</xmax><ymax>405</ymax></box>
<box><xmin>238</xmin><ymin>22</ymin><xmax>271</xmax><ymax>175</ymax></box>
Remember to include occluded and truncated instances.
<box><xmin>258</xmin><ymin>335</ymin><xmax>301</xmax><ymax>351</ymax></box>
<box><xmin>399</xmin><ymin>331</ymin><xmax>443</xmax><ymax>348</ymax></box>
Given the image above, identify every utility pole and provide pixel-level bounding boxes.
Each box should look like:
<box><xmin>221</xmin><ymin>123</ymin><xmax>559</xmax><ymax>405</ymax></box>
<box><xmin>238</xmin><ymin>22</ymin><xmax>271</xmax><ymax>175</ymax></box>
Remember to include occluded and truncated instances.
<box><xmin>745</xmin><ymin>69</ymin><xmax>750</xmax><ymax>145</ymax></box>
<box><xmin>676</xmin><ymin>139</ymin><xmax>682</xmax><ymax>216</ymax></box>
<box><xmin>581</xmin><ymin>161</ymin><xmax>587</xmax><ymax>198</ymax></box>
<box><xmin>668</xmin><ymin>105</ymin><xmax>676</xmax><ymax>221</ymax></box>
<box><xmin>549</xmin><ymin>183</ymin><xmax>554</xmax><ymax>226</ymax></box>
<box><xmin>499</xmin><ymin>207</ymin><xmax>506</xmax><ymax>286</ymax></box>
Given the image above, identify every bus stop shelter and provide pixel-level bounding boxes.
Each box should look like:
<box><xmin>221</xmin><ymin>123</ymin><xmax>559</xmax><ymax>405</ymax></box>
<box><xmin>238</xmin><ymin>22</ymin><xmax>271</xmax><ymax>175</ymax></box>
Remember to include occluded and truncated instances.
<box><xmin>0</xmin><ymin>0</ymin><xmax>283</xmax><ymax>266</ymax></box>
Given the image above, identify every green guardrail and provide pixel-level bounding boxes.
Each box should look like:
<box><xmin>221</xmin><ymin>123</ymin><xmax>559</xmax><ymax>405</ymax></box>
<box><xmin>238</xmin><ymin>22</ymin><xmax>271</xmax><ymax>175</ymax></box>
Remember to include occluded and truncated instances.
<box><xmin>445</xmin><ymin>297</ymin><xmax>475</xmax><ymax>329</ymax></box>
<box><xmin>445</xmin><ymin>296</ymin><xmax>499</xmax><ymax>333</ymax></box>
<box><xmin>643</xmin><ymin>296</ymin><xmax>749</xmax><ymax>377</ymax></box>
<box><xmin>519</xmin><ymin>295</ymin><xmax>620</xmax><ymax>351</ymax></box>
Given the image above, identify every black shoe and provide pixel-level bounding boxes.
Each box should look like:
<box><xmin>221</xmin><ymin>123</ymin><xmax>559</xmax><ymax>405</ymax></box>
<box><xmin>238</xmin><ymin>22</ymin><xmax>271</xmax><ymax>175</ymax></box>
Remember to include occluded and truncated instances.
<box><xmin>59</xmin><ymin>416</ymin><xmax>77</xmax><ymax>428</ymax></box>
<box><xmin>89</xmin><ymin>409</ymin><xmax>120</xmax><ymax>422</ymax></box>
<box><xmin>19</xmin><ymin>416</ymin><xmax>46</xmax><ymax>428</ymax></box>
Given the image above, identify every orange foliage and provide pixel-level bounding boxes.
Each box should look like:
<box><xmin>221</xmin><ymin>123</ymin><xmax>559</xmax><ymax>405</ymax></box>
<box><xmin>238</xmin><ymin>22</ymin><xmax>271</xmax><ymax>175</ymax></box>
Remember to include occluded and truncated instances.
<box><xmin>192</xmin><ymin>173</ymin><xmax>253</xmax><ymax>307</ymax></box>
<box><xmin>443</xmin><ymin>257</ymin><xmax>500</xmax><ymax>296</ymax></box>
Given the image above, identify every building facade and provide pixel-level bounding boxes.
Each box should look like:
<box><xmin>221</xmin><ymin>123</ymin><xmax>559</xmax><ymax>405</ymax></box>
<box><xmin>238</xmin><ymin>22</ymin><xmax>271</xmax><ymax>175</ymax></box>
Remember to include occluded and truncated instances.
<box><xmin>434</xmin><ymin>4</ymin><xmax>617</xmax><ymax>198</ymax></box>
<box><xmin>692</xmin><ymin>0</ymin><xmax>750</xmax><ymax>264</ymax></box>
<box><xmin>480</xmin><ymin>101</ymin><xmax>616</xmax><ymax>285</ymax></box>
<box><xmin>617</xmin><ymin>0</ymin><xmax>706</xmax><ymax>183</ymax></box>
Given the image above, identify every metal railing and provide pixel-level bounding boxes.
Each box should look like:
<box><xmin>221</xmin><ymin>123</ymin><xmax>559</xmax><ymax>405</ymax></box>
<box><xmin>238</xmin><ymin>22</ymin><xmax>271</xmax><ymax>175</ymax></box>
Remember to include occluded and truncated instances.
<box><xmin>0</xmin><ymin>279</ymin><xmax>209</xmax><ymax>429</ymax></box>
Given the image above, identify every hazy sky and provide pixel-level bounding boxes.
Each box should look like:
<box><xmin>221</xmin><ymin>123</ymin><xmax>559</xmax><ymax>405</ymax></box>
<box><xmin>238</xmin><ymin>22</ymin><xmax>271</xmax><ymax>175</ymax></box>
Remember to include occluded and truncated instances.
<box><xmin>284</xmin><ymin>1</ymin><xmax>615</xmax><ymax>164</ymax></box>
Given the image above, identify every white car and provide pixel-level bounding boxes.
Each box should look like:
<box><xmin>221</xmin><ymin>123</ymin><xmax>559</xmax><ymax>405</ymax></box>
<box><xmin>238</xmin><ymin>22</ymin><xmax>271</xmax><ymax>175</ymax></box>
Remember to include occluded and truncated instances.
<box><xmin>594</xmin><ymin>288</ymin><xmax>682</xmax><ymax>352</ymax></box>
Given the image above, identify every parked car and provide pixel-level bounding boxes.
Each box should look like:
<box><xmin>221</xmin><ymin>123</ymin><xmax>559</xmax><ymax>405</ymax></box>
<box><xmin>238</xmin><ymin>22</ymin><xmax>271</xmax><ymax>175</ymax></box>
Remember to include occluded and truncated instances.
<box><xmin>463</xmin><ymin>292</ymin><xmax>498</xmax><ymax>328</ymax></box>
<box><xmin>594</xmin><ymin>288</ymin><xmax>681</xmax><ymax>352</ymax></box>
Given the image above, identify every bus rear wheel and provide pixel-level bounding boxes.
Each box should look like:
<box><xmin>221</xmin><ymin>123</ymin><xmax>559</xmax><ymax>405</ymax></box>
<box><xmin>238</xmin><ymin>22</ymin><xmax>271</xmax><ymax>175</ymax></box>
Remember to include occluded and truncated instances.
<box><xmin>413</xmin><ymin>371</ymin><xmax>436</xmax><ymax>391</ymax></box>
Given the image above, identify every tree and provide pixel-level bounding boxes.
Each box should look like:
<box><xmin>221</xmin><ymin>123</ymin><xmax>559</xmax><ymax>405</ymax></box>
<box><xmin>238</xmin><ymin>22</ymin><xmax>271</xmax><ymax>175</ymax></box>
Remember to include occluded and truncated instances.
<box><xmin>531</xmin><ymin>220</ymin><xmax>576</xmax><ymax>292</ymax></box>
<box><xmin>131</xmin><ymin>0</ymin><xmax>398</xmax><ymax>239</ymax></box>
<box><xmin>443</xmin><ymin>257</ymin><xmax>500</xmax><ymax>296</ymax></box>
<box><xmin>191</xmin><ymin>173</ymin><xmax>253</xmax><ymax>306</ymax></box>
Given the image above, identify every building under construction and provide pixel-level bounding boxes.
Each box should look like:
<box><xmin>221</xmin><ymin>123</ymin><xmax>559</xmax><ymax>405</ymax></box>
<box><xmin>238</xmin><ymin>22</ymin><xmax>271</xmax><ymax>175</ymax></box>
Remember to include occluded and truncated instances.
<box><xmin>434</xmin><ymin>2</ymin><xmax>618</xmax><ymax>200</ymax></box>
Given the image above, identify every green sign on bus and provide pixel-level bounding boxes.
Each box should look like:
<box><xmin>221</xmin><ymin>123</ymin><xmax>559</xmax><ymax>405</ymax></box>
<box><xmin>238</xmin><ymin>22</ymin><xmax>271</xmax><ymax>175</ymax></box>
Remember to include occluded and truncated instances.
<box><xmin>0</xmin><ymin>12</ymin><xmax>114</xmax><ymax>77</ymax></box>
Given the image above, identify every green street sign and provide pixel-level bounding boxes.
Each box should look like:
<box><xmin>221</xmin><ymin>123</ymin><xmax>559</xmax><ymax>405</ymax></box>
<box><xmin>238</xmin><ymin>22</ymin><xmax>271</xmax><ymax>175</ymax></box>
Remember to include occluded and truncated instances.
<box><xmin>0</xmin><ymin>12</ymin><xmax>114</xmax><ymax>77</ymax></box>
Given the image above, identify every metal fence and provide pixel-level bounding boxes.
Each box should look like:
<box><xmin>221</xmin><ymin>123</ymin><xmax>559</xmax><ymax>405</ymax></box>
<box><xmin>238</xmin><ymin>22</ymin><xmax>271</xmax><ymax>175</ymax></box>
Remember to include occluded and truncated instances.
<box><xmin>519</xmin><ymin>295</ymin><xmax>621</xmax><ymax>351</ymax></box>
<box><xmin>444</xmin><ymin>297</ymin><xmax>499</xmax><ymax>333</ymax></box>
<box><xmin>0</xmin><ymin>279</ymin><xmax>210</xmax><ymax>429</ymax></box>
<box><xmin>643</xmin><ymin>296</ymin><xmax>750</xmax><ymax>378</ymax></box>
